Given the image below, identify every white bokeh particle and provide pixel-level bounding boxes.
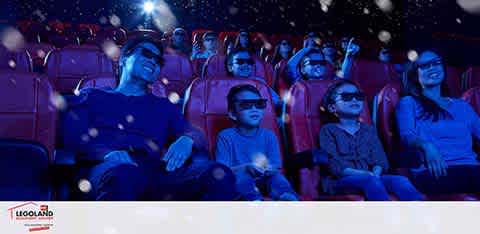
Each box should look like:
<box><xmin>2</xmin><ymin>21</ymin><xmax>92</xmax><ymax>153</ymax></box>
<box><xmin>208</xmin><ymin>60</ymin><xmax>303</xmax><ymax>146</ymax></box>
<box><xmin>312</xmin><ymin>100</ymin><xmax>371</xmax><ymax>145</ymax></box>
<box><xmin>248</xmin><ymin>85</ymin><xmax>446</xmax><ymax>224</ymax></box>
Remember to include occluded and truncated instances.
<box><xmin>378</xmin><ymin>30</ymin><xmax>392</xmax><ymax>43</ymax></box>
<box><xmin>375</xmin><ymin>0</ymin><xmax>394</xmax><ymax>12</ymax></box>
<box><xmin>407</xmin><ymin>50</ymin><xmax>419</xmax><ymax>62</ymax></box>
<box><xmin>168</xmin><ymin>92</ymin><xmax>180</xmax><ymax>104</ymax></box>
<box><xmin>457</xmin><ymin>0</ymin><xmax>480</xmax><ymax>14</ymax></box>
<box><xmin>78</xmin><ymin>179</ymin><xmax>92</xmax><ymax>193</ymax></box>
<box><xmin>109</xmin><ymin>14</ymin><xmax>121</xmax><ymax>27</ymax></box>
<box><xmin>1</xmin><ymin>27</ymin><xmax>25</xmax><ymax>52</ymax></box>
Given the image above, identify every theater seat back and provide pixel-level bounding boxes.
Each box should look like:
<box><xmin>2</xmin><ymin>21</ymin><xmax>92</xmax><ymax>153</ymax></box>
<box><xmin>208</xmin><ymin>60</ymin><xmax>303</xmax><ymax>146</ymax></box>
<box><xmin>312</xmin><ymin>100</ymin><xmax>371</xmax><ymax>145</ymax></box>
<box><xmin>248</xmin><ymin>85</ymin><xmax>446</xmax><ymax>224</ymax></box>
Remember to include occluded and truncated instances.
<box><xmin>0</xmin><ymin>71</ymin><xmax>56</xmax><ymax>159</ymax></box>
<box><xmin>77</xmin><ymin>73</ymin><xmax>167</xmax><ymax>98</ymax></box>
<box><xmin>77</xmin><ymin>73</ymin><xmax>118</xmax><ymax>90</ymax></box>
<box><xmin>184</xmin><ymin>78</ymin><xmax>281</xmax><ymax>158</ymax></box>
<box><xmin>286</xmin><ymin>80</ymin><xmax>371</xmax><ymax>155</ymax></box>
<box><xmin>273</xmin><ymin>59</ymin><xmax>290</xmax><ymax>97</ymax></box>
<box><xmin>351</xmin><ymin>60</ymin><xmax>398</xmax><ymax>102</ymax></box>
<box><xmin>159</xmin><ymin>54</ymin><xmax>194</xmax><ymax>97</ymax></box>
<box><xmin>202</xmin><ymin>54</ymin><xmax>269</xmax><ymax>83</ymax></box>
<box><xmin>462</xmin><ymin>86</ymin><xmax>480</xmax><ymax>116</ymax></box>
<box><xmin>462</xmin><ymin>67</ymin><xmax>480</xmax><ymax>92</ymax></box>
<box><xmin>0</xmin><ymin>45</ymin><xmax>33</xmax><ymax>72</ymax></box>
<box><xmin>0</xmin><ymin>139</ymin><xmax>51</xmax><ymax>200</ymax></box>
<box><xmin>376</xmin><ymin>82</ymin><xmax>402</xmax><ymax>164</ymax></box>
<box><xmin>446</xmin><ymin>66</ymin><xmax>463</xmax><ymax>97</ymax></box>
<box><xmin>46</xmin><ymin>45</ymin><xmax>114</xmax><ymax>93</ymax></box>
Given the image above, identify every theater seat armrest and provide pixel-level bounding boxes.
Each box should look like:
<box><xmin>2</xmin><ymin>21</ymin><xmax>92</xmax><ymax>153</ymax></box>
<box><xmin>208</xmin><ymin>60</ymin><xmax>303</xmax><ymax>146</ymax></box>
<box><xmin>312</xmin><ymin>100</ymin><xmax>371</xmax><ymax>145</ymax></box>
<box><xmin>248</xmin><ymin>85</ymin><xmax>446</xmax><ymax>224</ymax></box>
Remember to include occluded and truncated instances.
<box><xmin>54</xmin><ymin>149</ymin><xmax>76</xmax><ymax>166</ymax></box>
<box><xmin>312</xmin><ymin>149</ymin><xmax>329</xmax><ymax>165</ymax></box>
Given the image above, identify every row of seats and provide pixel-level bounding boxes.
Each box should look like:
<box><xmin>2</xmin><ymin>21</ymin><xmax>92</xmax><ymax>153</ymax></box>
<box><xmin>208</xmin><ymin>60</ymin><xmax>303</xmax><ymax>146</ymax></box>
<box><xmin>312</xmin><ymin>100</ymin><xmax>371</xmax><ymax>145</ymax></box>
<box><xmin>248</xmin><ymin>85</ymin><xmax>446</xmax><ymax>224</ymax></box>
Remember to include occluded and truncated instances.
<box><xmin>3</xmin><ymin>41</ymin><xmax>480</xmax><ymax>103</ymax></box>
<box><xmin>4</xmin><ymin>67</ymin><xmax>480</xmax><ymax>200</ymax></box>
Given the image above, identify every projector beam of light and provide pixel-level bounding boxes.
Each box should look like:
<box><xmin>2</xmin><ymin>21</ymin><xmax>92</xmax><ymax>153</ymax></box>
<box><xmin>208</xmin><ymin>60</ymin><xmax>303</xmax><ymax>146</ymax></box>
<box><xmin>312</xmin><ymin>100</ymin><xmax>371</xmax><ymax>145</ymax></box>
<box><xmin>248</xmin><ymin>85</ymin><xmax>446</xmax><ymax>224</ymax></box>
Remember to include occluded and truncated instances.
<box><xmin>144</xmin><ymin>1</ymin><xmax>155</xmax><ymax>14</ymax></box>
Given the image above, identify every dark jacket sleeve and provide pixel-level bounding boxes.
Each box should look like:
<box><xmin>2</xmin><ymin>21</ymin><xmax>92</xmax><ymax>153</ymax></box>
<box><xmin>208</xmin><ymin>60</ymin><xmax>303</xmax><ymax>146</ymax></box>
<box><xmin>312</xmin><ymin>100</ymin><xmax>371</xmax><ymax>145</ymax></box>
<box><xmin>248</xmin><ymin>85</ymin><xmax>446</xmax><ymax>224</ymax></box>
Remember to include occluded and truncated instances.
<box><xmin>61</xmin><ymin>89</ymin><xmax>114</xmax><ymax>162</ymax></box>
<box><xmin>167</xmin><ymin>101</ymin><xmax>208</xmax><ymax>151</ymax></box>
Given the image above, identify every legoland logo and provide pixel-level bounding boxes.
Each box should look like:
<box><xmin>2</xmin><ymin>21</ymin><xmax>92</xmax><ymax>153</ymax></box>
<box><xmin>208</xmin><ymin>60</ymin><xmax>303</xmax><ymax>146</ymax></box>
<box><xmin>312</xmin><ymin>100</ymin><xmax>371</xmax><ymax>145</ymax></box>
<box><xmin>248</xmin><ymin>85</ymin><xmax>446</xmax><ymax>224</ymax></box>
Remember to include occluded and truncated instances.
<box><xmin>7</xmin><ymin>201</ymin><xmax>54</xmax><ymax>232</ymax></box>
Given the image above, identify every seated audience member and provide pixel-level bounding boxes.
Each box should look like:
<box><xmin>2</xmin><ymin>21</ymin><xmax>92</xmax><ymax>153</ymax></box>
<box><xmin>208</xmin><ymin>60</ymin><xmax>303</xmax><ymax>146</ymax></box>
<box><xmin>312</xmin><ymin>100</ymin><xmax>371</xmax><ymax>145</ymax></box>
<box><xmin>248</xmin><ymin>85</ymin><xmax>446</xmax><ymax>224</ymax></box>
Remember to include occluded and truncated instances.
<box><xmin>191</xmin><ymin>31</ymin><xmax>218</xmax><ymax>60</ymax></box>
<box><xmin>396</xmin><ymin>49</ymin><xmax>480</xmax><ymax>195</ymax></box>
<box><xmin>62</xmin><ymin>35</ymin><xmax>237</xmax><ymax>201</ymax></box>
<box><xmin>215</xmin><ymin>85</ymin><xmax>299</xmax><ymax>201</ymax></box>
<box><xmin>321</xmin><ymin>40</ymin><xmax>342</xmax><ymax>70</ymax></box>
<box><xmin>320</xmin><ymin>80</ymin><xmax>423</xmax><ymax>201</ymax></box>
<box><xmin>340</xmin><ymin>37</ymin><xmax>350</xmax><ymax>54</ymax></box>
<box><xmin>303</xmin><ymin>32</ymin><xmax>322</xmax><ymax>49</ymax></box>
<box><xmin>166</xmin><ymin>27</ymin><xmax>191</xmax><ymax>55</ymax></box>
<box><xmin>234</xmin><ymin>30</ymin><xmax>255</xmax><ymax>53</ymax></box>
<box><xmin>286</xmin><ymin>38</ymin><xmax>359</xmax><ymax>84</ymax></box>
<box><xmin>271</xmin><ymin>39</ymin><xmax>293</xmax><ymax>66</ymax></box>
<box><xmin>225</xmin><ymin>48</ymin><xmax>282</xmax><ymax>108</ymax></box>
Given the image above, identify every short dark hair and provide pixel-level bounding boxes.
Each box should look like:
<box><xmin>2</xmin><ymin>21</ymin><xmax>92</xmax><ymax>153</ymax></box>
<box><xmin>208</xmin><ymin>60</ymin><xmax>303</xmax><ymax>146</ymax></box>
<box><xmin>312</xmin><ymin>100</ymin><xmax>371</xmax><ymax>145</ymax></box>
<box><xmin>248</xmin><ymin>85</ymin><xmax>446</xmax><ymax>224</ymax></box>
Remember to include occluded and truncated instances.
<box><xmin>299</xmin><ymin>49</ymin><xmax>325</xmax><ymax>78</ymax></box>
<box><xmin>322</xmin><ymin>79</ymin><xmax>360</xmax><ymax>107</ymax></box>
<box><xmin>118</xmin><ymin>35</ymin><xmax>164</xmax><ymax>77</ymax></box>
<box><xmin>225</xmin><ymin>48</ymin><xmax>251</xmax><ymax>76</ymax></box>
<box><xmin>227</xmin><ymin>84</ymin><xmax>262</xmax><ymax>112</ymax></box>
<box><xmin>321</xmin><ymin>80</ymin><xmax>361</xmax><ymax>123</ymax></box>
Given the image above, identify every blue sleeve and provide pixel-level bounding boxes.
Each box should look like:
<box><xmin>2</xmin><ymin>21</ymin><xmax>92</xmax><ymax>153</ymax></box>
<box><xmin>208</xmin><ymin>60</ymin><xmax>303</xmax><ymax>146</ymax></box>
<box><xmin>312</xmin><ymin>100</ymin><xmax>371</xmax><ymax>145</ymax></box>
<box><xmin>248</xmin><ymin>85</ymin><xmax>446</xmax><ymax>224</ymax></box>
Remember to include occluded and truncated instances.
<box><xmin>395</xmin><ymin>96</ymin><xmax>421</xmax><ymax>148</ymax></box>
<box><xmin>214</xmin><ymin>132</ymin><xmax>233</xmax><ymax>167</ymax></box>
<box><xmin>266</xmin><ymin>130</ymin><xmax>282</xmax><ymax>170</ymax></box>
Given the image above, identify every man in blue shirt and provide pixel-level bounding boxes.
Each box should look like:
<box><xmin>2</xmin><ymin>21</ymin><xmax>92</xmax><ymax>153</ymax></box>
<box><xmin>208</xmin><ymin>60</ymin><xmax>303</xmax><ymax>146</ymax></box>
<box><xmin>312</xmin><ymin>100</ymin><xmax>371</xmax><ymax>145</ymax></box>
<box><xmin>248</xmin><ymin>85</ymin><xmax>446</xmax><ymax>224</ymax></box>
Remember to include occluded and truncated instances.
<box><xmin>62</xmin><ymin>35</ymin><xmax>237</xmax><ymax>201</ymax></box>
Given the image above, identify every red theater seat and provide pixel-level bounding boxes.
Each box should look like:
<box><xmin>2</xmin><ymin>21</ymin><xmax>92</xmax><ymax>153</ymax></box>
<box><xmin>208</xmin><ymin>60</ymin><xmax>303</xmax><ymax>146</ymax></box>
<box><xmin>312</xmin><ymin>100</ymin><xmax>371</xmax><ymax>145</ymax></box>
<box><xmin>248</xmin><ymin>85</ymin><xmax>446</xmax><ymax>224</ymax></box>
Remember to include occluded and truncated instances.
<box><xmin>93</xmin><ymin>27</ymin><xmax>128</xmax><ymax>46</ymax></box>
<box><xmin>76</xmin><ymin>73</ymin><xmax>117</xmax><ymax>90</ymax></box>
<box><xmin>0</xmin><ymin>45</ymin><xmax>33</xmax><ymax>72</ymax></box>
<box><xmin>47</xmin><ymin>33</ymin><xmax>79</xmax><ymax>48</ymax></box>
<box><xmin>76</xmin><ymin>73</ymin><xmax>167</xmax><ymax>98</ymax></box>
<box><xmin>376</xmin><ymin>84</ymin><xmax>479</xmax><ymax>201</ymax></box>
<box><xmin>46</xmin><ymin>45</ymin><xmax>115</xmax><ymax>93</ymax></box>
<box><xmin>462</xmin><ymin>67</ymin><xmax>480</xmax><ymax>92</ymax></box>
<box><xmin>463</xmin><ymin>86</ymin><xmax>480</xmax><ymax>115</ymax></box>
<box><xmin>183</xmin><ymin>78</ymin><xmax>281</xmax><ymax>158</ymax></box>
<box><xmin>25</xmin><ymin>43</ymin><xmax>55</xmax><ymax>71</ymax></box>
<box><xmin>0</xmin><ymin>71</ymin><xmax>56</xmax><ymax>159</ymax></box>
<box><xmin>285</xmin><ymin>80</ymin><xmax>371</xmax><ymax>201</ymax></box>
<box><xmin>351</xmin><ymin>60</ymin><xmax>399</xmax><ymax>103</ymax></box>
<box><xmin>273</xmin><ymin>59</ymin><xmax>290</xmax><ymax>97</ymax></box>
<box><xmin>159</xmin><ymin>54</ymin><xmax>195</xmax><ymax>97</ymax></box>
<box><xmin>446</xmin><ymin>66</ymin><xmax>463</xmax><ymax>97</ymax></box>
<box><xmin>192</xmin><ymin>58</ymin><xmax>207</xmax><ymax>77</ymax></box>
<box><xmin>202</xmin><ymin>54</ymin><xmax>271</xmax><ymax>85</ymax></box>
<box><xmin>191</xmin><ymin>29</ymin><xmax>212</xmax><ymax>44</ymax></box>
<box><xmin>218</xmin><ymin>31</ymin><xmax>239</xmax><ymax>44</ymax></box>
<box><xmin>127</xmin><ymin>29</ymin><xmax>163</xmax><ymax>41</ymax></box>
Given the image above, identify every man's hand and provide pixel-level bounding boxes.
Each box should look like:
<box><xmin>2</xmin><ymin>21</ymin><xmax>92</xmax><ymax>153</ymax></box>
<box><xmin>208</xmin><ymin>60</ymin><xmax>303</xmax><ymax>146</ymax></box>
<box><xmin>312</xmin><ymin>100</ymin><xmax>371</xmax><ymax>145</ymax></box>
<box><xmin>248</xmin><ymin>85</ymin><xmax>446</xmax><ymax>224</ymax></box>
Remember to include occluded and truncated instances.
<box><xmin>422</xmin><ymin>142</ymin><xmax>448</xmax><ymax>179</ymax></box>
<box><xmin>163</xmin><ymin>136</ymin><xmax>194</xmax><ymax>172</ymax></box>
<box><xmin>372</xmin><ymin>165</ymin><xmax>383</xmax><ymax>177</ymax></box>
<box><xmin>345</xmin><ymin>38</ymin><xmax>360</xmax><ymax>57</ymax></box>
<box><xmin>104</xmin><ymin>150</ymin><xmax>138</xmax><ymax>167</ymax></box>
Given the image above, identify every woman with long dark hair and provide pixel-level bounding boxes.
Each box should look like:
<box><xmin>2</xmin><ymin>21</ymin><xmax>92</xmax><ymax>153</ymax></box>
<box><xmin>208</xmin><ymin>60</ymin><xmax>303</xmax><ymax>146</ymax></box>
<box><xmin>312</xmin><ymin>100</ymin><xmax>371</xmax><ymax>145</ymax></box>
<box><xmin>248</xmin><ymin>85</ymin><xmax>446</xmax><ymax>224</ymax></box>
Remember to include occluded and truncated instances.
<box><xmin>396</xmin><ymin>49</ymin><xmax>480</xmax><ymax>194</ymax></box>
<box><xmin>270</xmin><ymin>39</ymin><xmax>293</xmax><ymax>66</ymax></box>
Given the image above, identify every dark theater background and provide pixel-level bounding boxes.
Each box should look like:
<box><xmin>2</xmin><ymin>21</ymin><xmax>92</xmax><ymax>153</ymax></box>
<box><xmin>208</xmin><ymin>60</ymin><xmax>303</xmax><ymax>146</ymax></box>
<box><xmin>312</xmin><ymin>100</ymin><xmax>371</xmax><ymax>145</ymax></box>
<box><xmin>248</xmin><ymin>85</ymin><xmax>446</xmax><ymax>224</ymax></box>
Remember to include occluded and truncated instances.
<box><xmin>0</xmin><ymin>0</ymin><xmax>479</xmax><ymax>65</ymax></box>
